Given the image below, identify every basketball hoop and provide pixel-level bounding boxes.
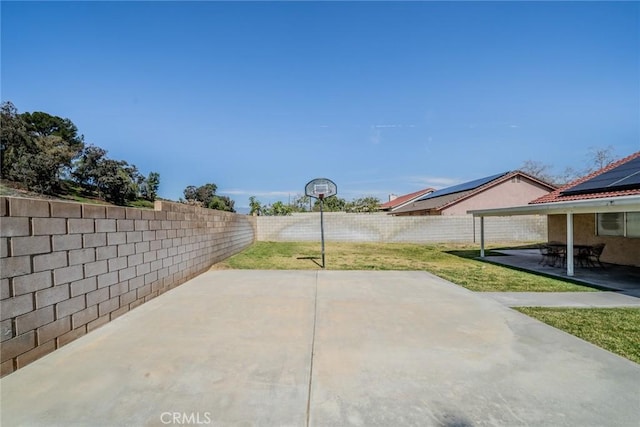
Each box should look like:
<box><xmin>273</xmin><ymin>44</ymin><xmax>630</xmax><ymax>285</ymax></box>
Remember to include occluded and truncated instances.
<box><xmin>304</xmin><ymin>178</ymin><xmax>337</xmax><ymax>269</ymax></box>
<box><xmin>305</xmin><ymin>178</ymin><xmax>337</xmax><ymax>200</ymax></box>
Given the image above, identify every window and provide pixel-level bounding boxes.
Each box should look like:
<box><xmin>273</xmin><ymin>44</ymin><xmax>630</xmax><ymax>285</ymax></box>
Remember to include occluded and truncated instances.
<box><xmin>627</xmin><ymin>212</ymin><xmax>640</xmax><ymax>238</ymax></box>
<box><xmin>597</xmin><ymin>213</ymin><xmax>624</xmax><ymax>236</ymax></box>
<box><xmin>597</xmin><ymin>212</ymin><xmax>640</xmax><ymax>238</ymax></box>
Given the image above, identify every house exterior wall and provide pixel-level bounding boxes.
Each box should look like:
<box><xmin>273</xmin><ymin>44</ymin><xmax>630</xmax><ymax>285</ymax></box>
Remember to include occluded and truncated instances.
<box><xmin>442</xmin><ymin>177</ymin><xmax>553</xmax><ymax>215</ymax></box>
<box><xmin>548</xmin><ymin>214</ymin><xmax>640</xmax><ymax>267</ymax></box>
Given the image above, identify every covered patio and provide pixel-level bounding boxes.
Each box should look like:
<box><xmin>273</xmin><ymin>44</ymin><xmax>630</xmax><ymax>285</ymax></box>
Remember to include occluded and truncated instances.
<box><xmin>480</xmin><ymin>247</ymin><xmax>640</xmax><ymax>296</ymax></box>
<box><xmin>469</xmin><ymin>194</ymin><xmax>640</xmax><ymax>277</ymax></box>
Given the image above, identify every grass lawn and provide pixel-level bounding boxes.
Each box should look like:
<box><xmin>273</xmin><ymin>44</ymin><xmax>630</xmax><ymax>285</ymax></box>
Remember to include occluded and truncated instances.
<box><xmin>215</xmin><ymin>241</ymin><xmax>596</xmax><ymax>292</ymax></box>
<box><xmin>516</xmin><ymin>307</ymin><xmax>640</xmax><ymax>364</ymax></box>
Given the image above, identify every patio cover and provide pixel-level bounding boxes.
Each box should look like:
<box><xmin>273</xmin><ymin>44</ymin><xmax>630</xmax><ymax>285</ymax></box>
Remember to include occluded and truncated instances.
<box><xmin>468</xmin><ymin>195</ymin><xmax>640</xmax><ymax>276</ymax></box>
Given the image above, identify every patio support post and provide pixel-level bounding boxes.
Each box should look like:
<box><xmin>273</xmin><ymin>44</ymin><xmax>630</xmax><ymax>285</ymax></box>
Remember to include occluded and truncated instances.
<box><xmin>566</xmin><ymin>212</ymin><xmax>574</xmax><ymax>276</ymax></box>
<box><xmin>480</xmin><ymin>216</ymin><xmax>485</xmax><ymax>257</ymax></box>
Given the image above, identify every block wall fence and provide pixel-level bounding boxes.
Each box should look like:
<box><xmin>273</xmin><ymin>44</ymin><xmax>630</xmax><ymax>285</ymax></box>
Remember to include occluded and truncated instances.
<box><xmin>0</xmin><ymin>197</ymin><xmax>256</xmax><ymax>377</ymax></box>
<box><xmin>257</xmin><ymin>212</ymin><xmax>547</xmax><ymax>243</ymax></box>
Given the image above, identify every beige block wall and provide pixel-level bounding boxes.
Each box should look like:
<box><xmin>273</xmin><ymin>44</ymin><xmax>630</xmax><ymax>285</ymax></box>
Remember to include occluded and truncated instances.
<box><xmin>0</xmin><ymin>197</ymin><xmax>256</xmax><ymax>377</ymax></box>
<box><xmin>442</xmin><ymin>178</ymin><xmax>553</xmax><ymax>215</ymax></box>
<box><xmin>257</xmin><ymin>212</ymin><xmax>547</xmax><ymax>244</ymax></box>
<box><xmin>548</xmin><ymin>214</ymin><xmax>640</xmax><ymax>267</ymax></box>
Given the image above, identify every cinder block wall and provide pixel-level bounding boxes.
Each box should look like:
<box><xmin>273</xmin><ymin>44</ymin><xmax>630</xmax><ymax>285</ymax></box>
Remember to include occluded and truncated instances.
<box><xmin>0</xmin><ymin>197</ymin><xmax>256</xmax><ymax>377</ymax></box>
<box><xmin>257</xmin><ymin>212</ymin><xmax>547</xmax><ymax>243</ymax></box>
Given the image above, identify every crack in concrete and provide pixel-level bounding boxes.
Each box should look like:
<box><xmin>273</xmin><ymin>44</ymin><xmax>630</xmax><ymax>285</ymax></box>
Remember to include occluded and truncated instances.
<box><xmin>306</xmin><ymin>271</ymin><xmax>319</xmax><ymax>427</ymax></box>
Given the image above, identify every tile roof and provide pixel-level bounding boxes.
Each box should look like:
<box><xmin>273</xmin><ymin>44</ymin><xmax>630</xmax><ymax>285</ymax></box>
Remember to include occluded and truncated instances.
<box><xmin>530</xmin><ymin>151</ymin><xmax>640</xmax><ymax>204</ymax></box>
<box><xmin>393</xmin><ymin>171</ymin><xmax>556</xmax><ymax>214</ymax></box>
<box><xmin>379</xmin><ymin>188</ymin><xmax>435</xmax><ymax>210</ymax></box>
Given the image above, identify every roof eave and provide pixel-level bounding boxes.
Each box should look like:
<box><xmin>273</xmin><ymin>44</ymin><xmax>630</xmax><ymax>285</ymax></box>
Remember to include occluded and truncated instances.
<box><xmin>468</xmin><ymin>194</ymin><xmax>640</xmax><ymax>217</ymax></box>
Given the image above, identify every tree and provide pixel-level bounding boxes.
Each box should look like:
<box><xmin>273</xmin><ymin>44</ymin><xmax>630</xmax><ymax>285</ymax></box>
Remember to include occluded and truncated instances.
<box><xmin>20</xmin><ymin>110</ymin><xmax>85</xmax><ymax>181</ymax></box>
<box><xmin>521</xmin><ymin>146</ymin><xmax>619</xmax><ymax>186</ymax></box>
<box><xmin>3</xmin><ymin>133</ymin><xmax>79</xmax><ymax>194</ymax></box>
<box><xmin>73</xmin><ymin>145</ymin><xmax>108</xmax><ymax>191</ymax></box>
<box><xmin>519</xmin><ymin>160</ymin><xmax>555</xmax><ymax>184</ymax></box>
<box><xmin>313</xmin><ymin>196</ymin><xmax>346</xmax><ymax>212</ymax></box>
<box><xmin>290</xmin><ymin>194</ymin><xmax>311</xmax><ymax>212</ymax></box>
<box><xmin>183</xmin><ymin>185</ymin><xmax>199</xmax><ymax>203</ymax></box>
<box><xmin>346</xmin><ymin>196</ymin><xmax>381</xmax><ymax>213</ymax></box>
<box><xmin>95</xmin><ymin>159</ymin><xmax>139</xmax><ymax>205</ymax></box>
<box><xmin>140</xmin><ymin>172</ymin><xmax>160</xmax><ymax>201</ymax></box>
<box><xmin>1</xmin><ymin>102</ymin><xmax>33</xmax><ymax>182</ymax></box>
<box><xmin>0</xmin><ymin>102</ymin><xmax>85</xmax><ymax>194</ymax></box>
<box><xmin>182</xmin><ymin>183</ymin><xmax>234</xmax><ymax>211</ymax></box>
<box><xmin>263</xmin><ymin>201</ymin><xmax>293</xmax><ymax>216</ymax></box>
<box><xmin>554</xmin><ymin>166</ymin><xmax>581</xmax><ymax>186</ymax></box>
<box><xmin>31</xmin><ymin>134</ymin><xmax>83</xmax><ymax>193</ymax></box>
<box><xmin>196</xmin><ymin>183</ymin><xmax>217</xmax><ymax>206</ymax></box>
<box><xmin>586</xmin><ymin>146</ymin><xmax>616</xmax><ymax>173</ymax></box>
<box><xmin>20</xmin><ymin>111</ymin><xmax>84</xmax><ymax>150</ymax></box>
<box><xmin>208</xmin><ymin>195</ymin><xmax>235</xmax><ymax>212</ymax></box>
<box><xmin>183</xmin><ymin>183</ymin><xmax>217</xmax><ymax>205</ymax></box>
<box><xmin>1</xmin><ymin>102</ymin><xmax>158</xmax><ymax>204</ymax></box>
<box><xmin>249</xmin><ymin>196</ymin><xmax>263</xmax><ymax>216</ymax></box>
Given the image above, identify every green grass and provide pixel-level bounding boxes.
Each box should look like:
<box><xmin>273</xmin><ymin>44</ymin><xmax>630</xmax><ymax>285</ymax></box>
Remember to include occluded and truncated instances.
<box><xmin>216</xmin><ymin>241</ymin><xmax>596</xmax><ymax>292</ymax></box>
<box><xmin>516</xmin><ymin>307</ymin><xmax>640</xmax><ymax>364</ymax></box>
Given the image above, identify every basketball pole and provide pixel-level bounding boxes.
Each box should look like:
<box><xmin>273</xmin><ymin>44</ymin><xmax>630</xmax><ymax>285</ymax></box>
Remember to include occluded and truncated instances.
<box><xmin>319</xmin><ymin>194</ymin><xmax>325</xmax><ymax>269</ymax></box>
<box><xmin>304</xmin><ymin>178</ymin><xmax>336</xmax><ymax>271</ymax></box>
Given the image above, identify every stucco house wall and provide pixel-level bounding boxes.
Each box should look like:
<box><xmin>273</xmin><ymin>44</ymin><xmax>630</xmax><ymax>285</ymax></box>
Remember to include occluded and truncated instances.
<box><xmin>548</xmin><ymin>214</ymin><xmax>640</xmax><ymax>267</ymax></box>
<box><xmin>442</xmin><ymin>178</ymin><xmax>555</xmax><ymax>215</ymax></box>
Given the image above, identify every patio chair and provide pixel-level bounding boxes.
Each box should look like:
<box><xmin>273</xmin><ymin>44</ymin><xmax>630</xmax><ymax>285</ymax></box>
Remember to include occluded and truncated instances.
<box><xmin>539</xmin><ymin>244</ymin><xmax>562</xmax><ymax>267</ymax></box>
<box><xmin>578</xmin><ymin>243</ymin><xmax>606</xmax><ymax>268</ymax></box>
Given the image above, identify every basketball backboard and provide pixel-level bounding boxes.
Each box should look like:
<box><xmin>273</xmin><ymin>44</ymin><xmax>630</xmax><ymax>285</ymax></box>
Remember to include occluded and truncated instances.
<box><xmin>305</xmin><ymin>178</ymin><xmax>337</xmax><ymax>200</ymax></box>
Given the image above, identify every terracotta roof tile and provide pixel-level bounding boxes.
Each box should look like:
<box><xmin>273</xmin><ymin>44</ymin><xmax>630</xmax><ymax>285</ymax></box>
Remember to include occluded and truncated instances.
<box><xmin>530</xmin><ymin>151</ymin><xmax>640</xmax><ymax>204</ymax></box>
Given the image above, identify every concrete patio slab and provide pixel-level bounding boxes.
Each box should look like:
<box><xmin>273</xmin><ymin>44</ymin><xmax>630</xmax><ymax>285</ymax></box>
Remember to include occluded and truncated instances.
<box><xmin>1</xmin><ymin>270</ymin><xmax>639</xmax><ymax>426</ymax></box>
<box><xmin>1</xmin><ymin>270</ymin><xmax>318</xmax><ymax>427</ymax></box>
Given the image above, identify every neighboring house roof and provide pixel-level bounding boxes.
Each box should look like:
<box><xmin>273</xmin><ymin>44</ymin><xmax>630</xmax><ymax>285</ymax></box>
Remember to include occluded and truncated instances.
<box><xmin>379</xmin><ymin>188</ymin><xmax>435</xmax><ymax>211</ymax></box>
<box><xmin>416</xmin><ymin>172</ymin><xmax>510</xmax><ymax>203</ymax></box>
<box><xmin>392</xmin><ymin>171</ymin><xmax>555</xmax><ymax>214</ymax></box>
<box><xmin>531</xmin><ymin>151</ymin><xmax>640</xmax><ymax>204</ymax></box>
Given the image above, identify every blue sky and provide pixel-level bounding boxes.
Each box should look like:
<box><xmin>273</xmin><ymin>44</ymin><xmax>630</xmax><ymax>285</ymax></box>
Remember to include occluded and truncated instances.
<box><xmin>2</xmin><ymin>1</ymin><xmax>639</xmax><ymax>210</ymax></box>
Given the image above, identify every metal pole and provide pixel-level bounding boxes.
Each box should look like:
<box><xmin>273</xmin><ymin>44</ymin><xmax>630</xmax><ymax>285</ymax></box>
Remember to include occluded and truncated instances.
<box><xmin>320</xmin><ymin>198</ymin><xmax>325</xmax><ymax>269</ymax></box>
<box><xmin>480</xmin><ymin>216</ymin><xmax>485</xmax><ymax>258</ymax></box>
<box><xmin>567</xmin><ymin>212</ymin><xmax>574</xmax><ymax>277</ymax></box>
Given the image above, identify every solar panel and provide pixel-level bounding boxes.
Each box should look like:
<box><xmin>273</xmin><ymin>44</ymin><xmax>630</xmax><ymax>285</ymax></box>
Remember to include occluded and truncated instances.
<box><xmin>561</xmin><ymin>157</ymin><xmax>640</xmax><ymax>196</ymax></box>
<box><xmin>416</xmin><ymin>172</ymin><xmax>510</xmax><ymax>201</ymax></box>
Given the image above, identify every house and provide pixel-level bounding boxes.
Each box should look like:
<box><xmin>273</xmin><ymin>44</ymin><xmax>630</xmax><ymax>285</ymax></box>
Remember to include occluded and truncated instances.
<box><xmin>378</xmin><ymin>188</ymin><xmax>435</xmax><ymax>212</ymax></box>
<box><xmin>469</xmin><ymin>151</ymin><xmax>640</xmax><ymax>271</ymax></box>
<box><xmin>391</xmin><ymin>171</ymin><xmax>556</xmax><ymax>216</ymax></box>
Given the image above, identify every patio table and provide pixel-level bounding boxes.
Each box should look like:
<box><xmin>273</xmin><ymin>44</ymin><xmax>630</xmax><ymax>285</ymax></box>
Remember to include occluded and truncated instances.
<box><xmin>542</xmin><ymin>243</ymin><xmax>594</xmax><ymax>268</ymax></box>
